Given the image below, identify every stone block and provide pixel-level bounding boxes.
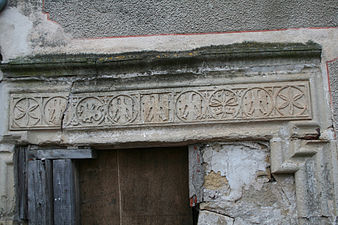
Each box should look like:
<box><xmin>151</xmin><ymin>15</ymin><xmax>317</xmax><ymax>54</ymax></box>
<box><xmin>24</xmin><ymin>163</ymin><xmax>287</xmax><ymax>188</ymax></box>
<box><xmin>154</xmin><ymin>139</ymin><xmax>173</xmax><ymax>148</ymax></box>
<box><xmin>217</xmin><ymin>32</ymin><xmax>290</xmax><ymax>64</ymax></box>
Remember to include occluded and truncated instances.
<box><xmin>198</xmin><ymin>210</ymin><xmax>234</xmax><ymax>225</ymax></box>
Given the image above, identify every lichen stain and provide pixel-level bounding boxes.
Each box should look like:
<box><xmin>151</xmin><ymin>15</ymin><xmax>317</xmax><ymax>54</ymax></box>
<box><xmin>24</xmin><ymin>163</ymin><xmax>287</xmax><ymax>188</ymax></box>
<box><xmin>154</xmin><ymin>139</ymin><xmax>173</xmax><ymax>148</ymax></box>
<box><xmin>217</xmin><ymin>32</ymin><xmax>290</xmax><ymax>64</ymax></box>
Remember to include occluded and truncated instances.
<box><xmin>204</xmin><ymin>170</ymin><xmax>229</xmax><ymax>190</ymax></box>
<box><xmin>115</xmin><ymin>55</ymin><xmax>125</xmax><ymax>59</ymax></box>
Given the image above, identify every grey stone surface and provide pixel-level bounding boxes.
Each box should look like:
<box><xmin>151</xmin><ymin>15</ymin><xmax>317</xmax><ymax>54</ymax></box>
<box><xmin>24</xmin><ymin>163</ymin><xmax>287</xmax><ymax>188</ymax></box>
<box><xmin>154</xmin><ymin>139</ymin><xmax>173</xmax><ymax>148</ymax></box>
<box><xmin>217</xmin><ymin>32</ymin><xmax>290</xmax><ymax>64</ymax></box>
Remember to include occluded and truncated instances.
<box><xmin>43</xmin><ymin>0</ymin><xmax>338</xmax><ymax>38</ymax></box>
<box><xmin>328</xmin><ymin>59</ymin><xmax>338</xmax><ymax>132</ymax></box>
<box><xmin>198</xmin><ymin>210</ymin><xmax>234</xmax><ymax>225</ymax></box>
<box><xmin>199</xmin><ymin>142</ymin><xmax>298</xmax><ymax>225</ymax></box>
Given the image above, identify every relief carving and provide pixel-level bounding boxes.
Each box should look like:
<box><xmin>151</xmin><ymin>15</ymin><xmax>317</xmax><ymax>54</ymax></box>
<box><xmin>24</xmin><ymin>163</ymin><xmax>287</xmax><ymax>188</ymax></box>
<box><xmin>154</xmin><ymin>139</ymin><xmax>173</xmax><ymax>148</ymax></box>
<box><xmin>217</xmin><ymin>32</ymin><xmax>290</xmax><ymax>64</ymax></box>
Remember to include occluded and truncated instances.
<box><xmin>276</xmin><ymin>86</ymin><xmax>308</xmax><ymax>116</ymax></box>
<box><xmin>13</xmin><ymin>98</ymin><xmax>41</xmax><ymax>128</ymax></box>
<box><xmin>141</xmin><ymin>93</ymin><xmax>170</xmax><ymax>123</ymax></box>
<box><xmin>242</xmin><ymin>88</ymin><xmax>273</xmax><ymax>118</ymax></box>
<box><xmin>9</xmin><ymin>81</ymin><xmax>312</xmax><ymax>130</ymax></box>
<box><xmin>209</xmin><ymin>89</ymin><xmax>240</xmax><ymax>119</ymax></box>
<box><xmin>76</xmin><ymin>97</ymin><xmax>105</xmax><ymax>125</ymax></box>
<box><xmin>108</xmin><ymin>95</ymin><xmax>137</xmax><ymax>125</ymax></box>
<box><xmin>44</xmin><ymin>97</ymin><xmax>67</xmax><ymax>126</ymax></box>
<box><xmin>11</xmin><ymin>94</ymin><xmax>68</xmax><ymax>129</ymax></box>
<box><xmin>176</xmin><ymin>91</ymin><xmax>206</xmax><ymax>122</ymax></box>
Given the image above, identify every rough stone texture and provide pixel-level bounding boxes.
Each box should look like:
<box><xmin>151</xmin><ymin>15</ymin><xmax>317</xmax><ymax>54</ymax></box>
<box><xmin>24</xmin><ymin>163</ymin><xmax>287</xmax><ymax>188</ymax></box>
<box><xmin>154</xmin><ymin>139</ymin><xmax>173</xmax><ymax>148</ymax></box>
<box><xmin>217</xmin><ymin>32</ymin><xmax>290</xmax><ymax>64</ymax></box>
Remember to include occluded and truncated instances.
<box><xmin>328</xmin><ymin>59</ymin><xmax>338</xmax><ymax>133</ymax></box>
<box><xmin>43</xmin><ymin>0</ymin><xmax>338</xmax><ymax>38</ymax></box>
<box><xmin>0</xmin><ymin>44</ymin><xmax>328</xmax><ymax>147</ymax></box>
<box><xmin>198</xmin><ymin>210</ymin><xmax>234</xmax><ymax>225</ymax></box>
<box><xmin>0</xmin><ymin>47</ymin><xmax>336</xmax><ymax>224</ymax></box>
<box><xmin>199</xmin><ymin>142</ymin><xmax>298</xmax><ymax>225</ymax></box>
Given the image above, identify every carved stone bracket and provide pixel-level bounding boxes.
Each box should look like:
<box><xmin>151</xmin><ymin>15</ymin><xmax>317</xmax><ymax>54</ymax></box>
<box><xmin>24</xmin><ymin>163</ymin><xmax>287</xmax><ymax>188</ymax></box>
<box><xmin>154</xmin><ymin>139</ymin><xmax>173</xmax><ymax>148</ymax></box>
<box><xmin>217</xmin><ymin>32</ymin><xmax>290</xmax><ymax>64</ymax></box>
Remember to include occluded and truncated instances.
<box><xmin>271</xmin><ymin>122</ymin><xmax>338</xmax><ymax>223</ymax></box>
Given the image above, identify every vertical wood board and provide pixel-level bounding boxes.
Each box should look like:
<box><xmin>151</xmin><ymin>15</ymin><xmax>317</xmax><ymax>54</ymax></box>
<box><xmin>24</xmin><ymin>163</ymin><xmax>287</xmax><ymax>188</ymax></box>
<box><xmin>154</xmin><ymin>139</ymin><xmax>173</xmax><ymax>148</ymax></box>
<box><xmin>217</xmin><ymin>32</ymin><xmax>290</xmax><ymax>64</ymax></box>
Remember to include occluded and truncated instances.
<box><xmin>16</xmin><ymin>146</ymin><xmax>28</xmax><ymax>220</ymax></box>
<box><xmin>27</xmin><ymin>160</ymin><xmax>53</xmax><ymax>225</ymax></box>
<box><xmin>78</xmin><ymin>151</ymin><xmax>120</xmax><ymax>225</ymax></box>
<box><xmin>53</xmin><ymin>159</ymin><xmax>76</xmax><ymax>225</ymax></box>
<box><xmin>78</xmin><ymin>147</ymin><xmax>192</xmax><ymax>225</ymax></box>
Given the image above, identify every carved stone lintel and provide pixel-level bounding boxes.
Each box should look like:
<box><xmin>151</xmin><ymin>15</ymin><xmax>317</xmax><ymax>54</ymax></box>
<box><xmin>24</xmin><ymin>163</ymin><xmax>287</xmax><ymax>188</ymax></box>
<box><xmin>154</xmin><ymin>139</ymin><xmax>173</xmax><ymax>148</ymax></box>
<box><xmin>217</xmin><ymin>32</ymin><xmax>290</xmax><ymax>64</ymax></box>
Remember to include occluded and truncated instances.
<box><xmin>9</xmin><ymin>80</ymin><xmax>312</xmax><ymax>130</ymax></box>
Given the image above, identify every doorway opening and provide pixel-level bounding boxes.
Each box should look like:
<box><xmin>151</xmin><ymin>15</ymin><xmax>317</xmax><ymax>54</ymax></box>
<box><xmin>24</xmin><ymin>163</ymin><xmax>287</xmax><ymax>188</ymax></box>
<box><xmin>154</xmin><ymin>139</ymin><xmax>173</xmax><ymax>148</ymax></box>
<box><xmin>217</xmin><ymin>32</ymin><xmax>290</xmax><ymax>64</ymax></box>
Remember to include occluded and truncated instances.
<box><xmin>77</xmin><ymin>146</ymin><xmax>193</xmax><ymax>225</ymax></box>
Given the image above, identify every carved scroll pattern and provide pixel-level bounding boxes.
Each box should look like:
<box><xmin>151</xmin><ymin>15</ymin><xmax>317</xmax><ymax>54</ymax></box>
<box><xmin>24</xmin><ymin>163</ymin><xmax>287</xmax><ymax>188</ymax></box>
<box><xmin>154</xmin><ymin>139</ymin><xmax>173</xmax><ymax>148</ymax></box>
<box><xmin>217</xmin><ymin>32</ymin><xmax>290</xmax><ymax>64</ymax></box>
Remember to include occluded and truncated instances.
<box><xmin>9</xmin><ymin>81</ymin><xmax>312</xmax><ymax>130</ymax></box>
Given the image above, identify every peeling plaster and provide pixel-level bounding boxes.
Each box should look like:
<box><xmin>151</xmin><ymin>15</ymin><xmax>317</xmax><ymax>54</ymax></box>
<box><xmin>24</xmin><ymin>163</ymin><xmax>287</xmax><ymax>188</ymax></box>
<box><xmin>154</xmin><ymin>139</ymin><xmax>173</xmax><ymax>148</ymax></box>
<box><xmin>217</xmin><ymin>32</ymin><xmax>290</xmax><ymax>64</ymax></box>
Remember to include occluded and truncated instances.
<box><xmin>199</xmin><ymin>143</ymin><xmax>298</xmax><ymax>224</ymax></box>
<box><xmin>202</xmin><ymin>143</ymin><xmax>269</xmax><ymax>201</ymax></box>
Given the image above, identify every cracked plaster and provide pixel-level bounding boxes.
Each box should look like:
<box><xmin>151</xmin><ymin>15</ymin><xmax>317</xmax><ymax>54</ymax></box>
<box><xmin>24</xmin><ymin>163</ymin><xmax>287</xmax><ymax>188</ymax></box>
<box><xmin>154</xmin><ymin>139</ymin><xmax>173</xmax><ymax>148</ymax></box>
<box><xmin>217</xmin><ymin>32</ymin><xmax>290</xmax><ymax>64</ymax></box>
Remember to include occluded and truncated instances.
<box><xmin>198</xmin><ymin>142</ymin><xmax>298</xmax><ymax>225</ymax></box>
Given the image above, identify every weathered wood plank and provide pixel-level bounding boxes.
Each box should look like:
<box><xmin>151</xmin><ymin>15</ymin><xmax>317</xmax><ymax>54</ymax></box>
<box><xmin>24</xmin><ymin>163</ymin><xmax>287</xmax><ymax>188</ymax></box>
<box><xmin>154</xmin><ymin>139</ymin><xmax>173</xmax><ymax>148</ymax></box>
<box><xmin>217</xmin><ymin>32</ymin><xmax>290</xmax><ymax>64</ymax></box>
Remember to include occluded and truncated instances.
<box><xmin>119</xmin><ymin>147</ymin><xmax>192</xmax><ymax>225</ymax></box>
<box><xmin>30</xmin><ymin>149</ymin><xmax>95</xmax><ymax>160</ymax></box>
<box><xmin>16</xmin><ymin>146</ymin><xmax>28</xmax><ymax>220</ymax></box>
<box><xmin>73</xmin><ymin>161</ymin><xmax>81</xmax><ymax>225</ymax></box>
<box><xmin>27</xmin><ymin>160</ymin><xmax>53</xmax><ymax>225</ymax></box>
<box><xmin>78</xmin><ymin>148</ymin><xmax>192</xmax><ymax>225</ymax></box>
<box><xmin>78</xmin><ymin>151</ymin><xmax>120</xmax><ymax>225</ymax></box>
<box><xmin>53</xmin><ymin>159</ymin><xmax>77</xmax><ymax>225</ymax></box>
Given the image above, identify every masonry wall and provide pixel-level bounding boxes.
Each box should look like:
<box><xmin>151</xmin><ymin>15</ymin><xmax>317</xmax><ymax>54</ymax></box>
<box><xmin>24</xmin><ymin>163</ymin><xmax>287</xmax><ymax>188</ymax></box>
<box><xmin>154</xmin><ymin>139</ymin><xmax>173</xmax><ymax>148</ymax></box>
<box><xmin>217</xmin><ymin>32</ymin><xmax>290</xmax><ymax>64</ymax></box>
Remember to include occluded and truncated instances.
<box><xmin>196</xmin><ymin>142</ymin><xmax>297</xmax><ymax>225</ymax></box>
<box><xmin>0</xmin><ymin>0</ymin><xmax>337</xmax><ymax>224</ymax></box>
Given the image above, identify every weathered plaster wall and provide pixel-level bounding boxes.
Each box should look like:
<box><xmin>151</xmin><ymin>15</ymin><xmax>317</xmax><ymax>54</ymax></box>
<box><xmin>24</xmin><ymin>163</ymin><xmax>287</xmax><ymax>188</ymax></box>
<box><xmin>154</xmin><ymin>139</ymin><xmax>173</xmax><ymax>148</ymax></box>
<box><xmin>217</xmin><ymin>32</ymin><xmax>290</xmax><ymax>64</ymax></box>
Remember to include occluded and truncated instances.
<box><xmin>0</xmin><ymin>1</ymin><xmax>336</xmax><ymax>61</ymax></box>
<box><xmin>28</xmin><ymin>0</ymin><xmax>338</xmax><ymax>38</ymax></box>
<box><xmin>196</xmin><ymin>142</ymin><xmax>297</xmax><ymax>225</ymax></box>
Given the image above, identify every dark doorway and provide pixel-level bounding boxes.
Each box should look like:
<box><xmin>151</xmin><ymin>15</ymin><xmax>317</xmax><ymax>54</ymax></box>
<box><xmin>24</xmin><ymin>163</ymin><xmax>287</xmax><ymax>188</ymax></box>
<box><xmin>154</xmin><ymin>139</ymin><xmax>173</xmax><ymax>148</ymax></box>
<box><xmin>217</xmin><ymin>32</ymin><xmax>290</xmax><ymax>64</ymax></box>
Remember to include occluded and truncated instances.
<box><xmin>78</xmin><ymin>147</ymin><xmax>192</xmax><ymax>225</ymax></box>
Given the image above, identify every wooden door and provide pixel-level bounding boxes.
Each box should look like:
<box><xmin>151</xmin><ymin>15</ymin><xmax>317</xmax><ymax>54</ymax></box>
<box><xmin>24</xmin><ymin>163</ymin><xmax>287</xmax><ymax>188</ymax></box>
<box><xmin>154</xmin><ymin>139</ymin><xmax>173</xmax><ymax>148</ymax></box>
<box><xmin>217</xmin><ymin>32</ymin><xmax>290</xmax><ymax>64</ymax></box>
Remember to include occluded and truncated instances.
<box><xmin>16</xmin><ymin>147</ymin><xmax>95</xmax><ymax>225</ymax></box>
<box><xmin>78</xmin><ymin>147</ymin><xmax>192</xmax><ymax>225</ymax></box>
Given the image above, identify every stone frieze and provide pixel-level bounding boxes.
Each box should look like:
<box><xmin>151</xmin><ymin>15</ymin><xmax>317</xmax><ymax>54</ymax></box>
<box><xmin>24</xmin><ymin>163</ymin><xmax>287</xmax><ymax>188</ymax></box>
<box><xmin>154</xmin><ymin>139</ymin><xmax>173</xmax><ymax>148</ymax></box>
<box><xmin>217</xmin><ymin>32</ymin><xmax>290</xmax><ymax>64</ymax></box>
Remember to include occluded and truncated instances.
<box><xmin>9</xmin><ymin>81</ymin><xmax>312</xmax><ymax>130</ymax></box>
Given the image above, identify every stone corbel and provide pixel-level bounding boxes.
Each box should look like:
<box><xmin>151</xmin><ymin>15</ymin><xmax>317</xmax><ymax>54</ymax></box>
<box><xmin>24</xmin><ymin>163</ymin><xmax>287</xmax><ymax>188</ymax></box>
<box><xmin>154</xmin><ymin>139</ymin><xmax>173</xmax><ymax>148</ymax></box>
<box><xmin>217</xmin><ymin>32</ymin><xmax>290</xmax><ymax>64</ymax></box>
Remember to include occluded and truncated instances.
<box><xmin>271</xmin><ymin>121</ymin><xmax>338</xmax><ymax>223</ymax></box>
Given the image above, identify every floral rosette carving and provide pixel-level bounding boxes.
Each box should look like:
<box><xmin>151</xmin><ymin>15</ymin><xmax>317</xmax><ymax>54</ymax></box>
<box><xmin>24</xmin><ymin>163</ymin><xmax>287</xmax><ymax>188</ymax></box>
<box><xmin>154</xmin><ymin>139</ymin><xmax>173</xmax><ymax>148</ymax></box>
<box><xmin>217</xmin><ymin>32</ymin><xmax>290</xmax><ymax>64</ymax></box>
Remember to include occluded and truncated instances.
<box><xmin>209</xmin><ymin>89</ymin><xmax>240</xmax><ymax>119</ymax></box>
<box><xmin>13</xmin><ymin>98</ymin><xmax>41</xmax><ymax>127</ymax></box>
<box><xmin>276</xmin><ymin>86</ymin><xmax>308</xmax><ymax>116</ymax></box>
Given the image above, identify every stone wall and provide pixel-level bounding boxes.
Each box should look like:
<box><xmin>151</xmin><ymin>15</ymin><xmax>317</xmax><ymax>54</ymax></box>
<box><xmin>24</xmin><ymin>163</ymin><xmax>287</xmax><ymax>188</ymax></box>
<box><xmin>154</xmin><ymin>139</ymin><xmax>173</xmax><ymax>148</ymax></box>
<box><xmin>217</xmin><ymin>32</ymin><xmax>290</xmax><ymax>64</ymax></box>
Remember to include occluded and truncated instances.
<box><xmin>195</xmin><ymin>142</ymin><xmax>297</xmax><ymax>225</ymax></box>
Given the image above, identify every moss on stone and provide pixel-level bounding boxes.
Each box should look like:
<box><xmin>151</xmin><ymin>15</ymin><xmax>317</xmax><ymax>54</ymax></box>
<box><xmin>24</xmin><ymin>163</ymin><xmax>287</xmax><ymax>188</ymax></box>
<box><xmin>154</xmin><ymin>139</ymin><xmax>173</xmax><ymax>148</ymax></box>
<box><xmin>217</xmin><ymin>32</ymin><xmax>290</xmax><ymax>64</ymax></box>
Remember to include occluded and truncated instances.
<box><xmin>0</xmin><ymin>42</ymin><xmax>321</xmax><ymax>78</ymax></box>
